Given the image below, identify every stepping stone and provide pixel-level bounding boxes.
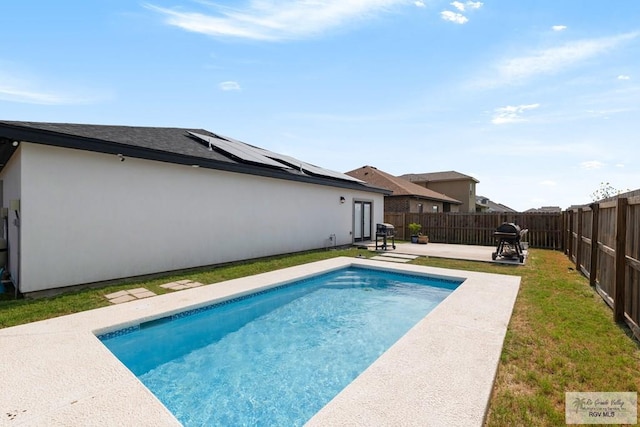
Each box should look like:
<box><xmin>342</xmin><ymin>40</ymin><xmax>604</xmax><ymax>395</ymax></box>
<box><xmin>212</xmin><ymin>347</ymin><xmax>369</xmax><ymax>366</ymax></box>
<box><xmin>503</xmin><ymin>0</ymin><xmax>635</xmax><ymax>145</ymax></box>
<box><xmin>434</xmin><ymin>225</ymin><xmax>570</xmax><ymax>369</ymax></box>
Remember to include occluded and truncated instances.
<box><xmin>105</xmin><ymin>287</ymin><xmax>156</xmax><ymax>303</ymax></box>
<box><xmin>378</xmin><ymin>253</ymin><xmax>419</xmax><ymax>260</ymax></box>
<box><xmin>132</xmin><ymin>291</ymin><xmax>156</xmax><ymax>299</ymax></box>
<box><xmin>104</xmin><ymin>290</ymin><xmax>129</xmax><ymax>299</ymax></box>
<box><xmin>109</xmin><ymin>294</ymin><xmax>136</xmax><ymax>304</ymax></box>
<box><xmin>371</xmin><ymin>256</ymin><xmax>411</xmax><ymax>263</ymax></box>
<box><xmin>161</xmin><ymin>280</ymin><xmax>205</xmax><ymax>290</ymax></box>
<box><xmin>184</xmin><ymin>282</ymin><xmax>204</xmax><ymax>288</ymax></box>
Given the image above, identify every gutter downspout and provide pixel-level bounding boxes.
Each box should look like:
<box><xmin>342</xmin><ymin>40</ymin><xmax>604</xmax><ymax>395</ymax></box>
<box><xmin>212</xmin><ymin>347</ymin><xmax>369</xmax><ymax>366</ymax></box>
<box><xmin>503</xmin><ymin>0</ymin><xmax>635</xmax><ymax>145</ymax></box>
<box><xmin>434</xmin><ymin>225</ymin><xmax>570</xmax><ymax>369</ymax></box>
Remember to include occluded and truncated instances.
<box><xmin>9</xmin><ymin>200</ymin><xmax>20</xmax><ymax>298</ymax></box>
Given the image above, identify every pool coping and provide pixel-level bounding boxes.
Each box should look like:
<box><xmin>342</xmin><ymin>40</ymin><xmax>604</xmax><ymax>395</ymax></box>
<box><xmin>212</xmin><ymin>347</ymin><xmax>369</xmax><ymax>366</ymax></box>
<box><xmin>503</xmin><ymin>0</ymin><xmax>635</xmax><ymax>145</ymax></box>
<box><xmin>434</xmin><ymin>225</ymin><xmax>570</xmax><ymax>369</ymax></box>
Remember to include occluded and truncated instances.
<box><xmin>0</xmin><ymin>257</ymin><xmax>520</xmax><ymax>426</ymax></box>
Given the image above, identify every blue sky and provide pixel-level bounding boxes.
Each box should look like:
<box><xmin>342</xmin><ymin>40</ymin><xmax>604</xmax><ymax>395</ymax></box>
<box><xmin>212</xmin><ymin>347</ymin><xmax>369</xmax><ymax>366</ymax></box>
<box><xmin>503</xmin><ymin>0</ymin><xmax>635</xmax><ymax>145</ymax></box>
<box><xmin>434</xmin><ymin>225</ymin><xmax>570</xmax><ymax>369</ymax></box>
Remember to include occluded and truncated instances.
<box><xmin>1</xmin><ymin>1</ymin><xmax>638</xmax><ymax>211</ymax></box>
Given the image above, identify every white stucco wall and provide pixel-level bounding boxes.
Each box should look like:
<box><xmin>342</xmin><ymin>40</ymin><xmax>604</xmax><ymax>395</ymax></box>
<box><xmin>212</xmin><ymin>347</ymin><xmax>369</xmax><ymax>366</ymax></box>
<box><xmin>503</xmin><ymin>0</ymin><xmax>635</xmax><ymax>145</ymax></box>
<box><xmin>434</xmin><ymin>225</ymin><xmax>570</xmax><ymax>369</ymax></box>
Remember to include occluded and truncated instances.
<box><xmin>17</xmin><ymin>143</ymin><xmax>383</xmax><ymax>292</ymax></box>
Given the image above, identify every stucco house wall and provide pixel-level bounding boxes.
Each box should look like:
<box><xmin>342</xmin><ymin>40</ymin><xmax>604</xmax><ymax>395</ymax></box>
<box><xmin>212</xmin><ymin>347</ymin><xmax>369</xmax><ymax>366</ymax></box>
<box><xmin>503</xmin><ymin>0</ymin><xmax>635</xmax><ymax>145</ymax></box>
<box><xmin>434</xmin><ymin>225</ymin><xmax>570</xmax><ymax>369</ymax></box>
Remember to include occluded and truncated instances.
<box><xmin>2</xmin><ymin>142</ymin><xmax>383</xmax><ymax>294</ymax></box>
<box><xmin>430</xmin><ymin>180</ymin><xmax>475</xmax><ymax>212</ymax></box>
<box><xmin>418</xmin><ymin>180</ymin><xmax>476</xmax><ymax>213</ymax></box>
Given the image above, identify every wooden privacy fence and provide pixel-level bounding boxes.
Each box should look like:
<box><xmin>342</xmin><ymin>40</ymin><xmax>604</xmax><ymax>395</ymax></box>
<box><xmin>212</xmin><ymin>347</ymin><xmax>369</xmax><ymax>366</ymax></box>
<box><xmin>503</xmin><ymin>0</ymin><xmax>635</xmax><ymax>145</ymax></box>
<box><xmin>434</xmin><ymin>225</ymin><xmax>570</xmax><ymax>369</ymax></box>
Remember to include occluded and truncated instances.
<box><xmin>565</xmin><ymin>196</ymin><xmax>640</xmax><ymax>340</ymax></box>
<box><xmin>383</xmin><ymin>212</ymin><xmax>564</xmax><ymax>249</ymax></box>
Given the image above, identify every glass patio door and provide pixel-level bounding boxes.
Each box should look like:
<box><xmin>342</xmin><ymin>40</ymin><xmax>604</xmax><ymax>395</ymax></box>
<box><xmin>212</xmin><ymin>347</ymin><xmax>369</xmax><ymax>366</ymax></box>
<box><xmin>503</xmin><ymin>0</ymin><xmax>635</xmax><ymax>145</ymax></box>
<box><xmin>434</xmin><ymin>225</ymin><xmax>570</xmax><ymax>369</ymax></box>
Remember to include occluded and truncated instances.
<box><xmin>353</xmin><ymin>201</ymin><xmax>372</xmax><ymax>242</ymax></box>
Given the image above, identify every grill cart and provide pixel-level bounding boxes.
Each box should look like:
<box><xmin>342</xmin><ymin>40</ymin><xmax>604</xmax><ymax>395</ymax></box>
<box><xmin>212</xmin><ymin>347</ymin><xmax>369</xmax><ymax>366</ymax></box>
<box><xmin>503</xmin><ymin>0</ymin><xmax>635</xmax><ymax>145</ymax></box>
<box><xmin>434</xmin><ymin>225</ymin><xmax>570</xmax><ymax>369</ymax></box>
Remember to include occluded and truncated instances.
<box><xmin>375</xmin><ymin>223</ymin><xmax>396</xmax><ymax>251</ymax></box>
<box><xmin>492</xmin><ymin>222</ymin><xmax>526</xmax><ymax>263</ymax></box>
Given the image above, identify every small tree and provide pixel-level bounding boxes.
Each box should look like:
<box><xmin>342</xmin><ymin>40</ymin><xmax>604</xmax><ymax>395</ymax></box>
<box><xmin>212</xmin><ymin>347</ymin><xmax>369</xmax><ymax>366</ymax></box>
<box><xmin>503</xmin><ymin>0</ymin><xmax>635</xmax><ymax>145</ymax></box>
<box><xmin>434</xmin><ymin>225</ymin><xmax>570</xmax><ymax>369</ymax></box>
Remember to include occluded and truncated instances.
<box><xmin>590</xmin><ymin>182</ymin><xmax>624</xmax><ymax>202</ymax></box>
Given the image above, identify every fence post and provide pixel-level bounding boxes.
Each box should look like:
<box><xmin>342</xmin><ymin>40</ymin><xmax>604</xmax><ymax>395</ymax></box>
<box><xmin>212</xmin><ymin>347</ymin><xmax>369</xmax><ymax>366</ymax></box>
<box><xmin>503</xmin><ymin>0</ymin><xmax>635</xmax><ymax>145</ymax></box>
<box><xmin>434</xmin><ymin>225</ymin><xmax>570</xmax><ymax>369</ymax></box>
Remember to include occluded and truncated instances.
<box><xmin>576</xmin><ymin>208</ymin><xmax>583</xmax><ymax>272</ymax></box>
<box><xmin>445</xmin><ymin>214</ymin><xmax>450</xmax><ymax>244</ymax></box>
<box><xmin>563</xmin><ymin>211</ymin><xmax>568</xmax><ymax>254</ymax></box>
<box><xmin>566</xmin><ymin>210</ymin><xmax>573</xmax><ymax>257</ymax></box>
<box><xmin>614</xmin><ymin>197</ymin><xmax>628</xmax><ymax>323</ymax></box>
<box><xmin>589</xmin><ymin>204</ymin><xmax>599</xmax><ymax>288</ymax></box>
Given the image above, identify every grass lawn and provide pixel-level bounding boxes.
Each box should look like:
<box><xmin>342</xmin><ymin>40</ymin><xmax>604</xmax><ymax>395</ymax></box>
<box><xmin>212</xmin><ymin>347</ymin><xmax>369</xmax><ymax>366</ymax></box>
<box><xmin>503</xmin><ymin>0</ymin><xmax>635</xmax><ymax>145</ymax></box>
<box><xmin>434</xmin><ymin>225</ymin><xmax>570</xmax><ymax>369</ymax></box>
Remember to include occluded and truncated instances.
<box><xmin>1</xmin><ymin>247</ymin><xmax>639</xmax><ymax>425</ymax></box>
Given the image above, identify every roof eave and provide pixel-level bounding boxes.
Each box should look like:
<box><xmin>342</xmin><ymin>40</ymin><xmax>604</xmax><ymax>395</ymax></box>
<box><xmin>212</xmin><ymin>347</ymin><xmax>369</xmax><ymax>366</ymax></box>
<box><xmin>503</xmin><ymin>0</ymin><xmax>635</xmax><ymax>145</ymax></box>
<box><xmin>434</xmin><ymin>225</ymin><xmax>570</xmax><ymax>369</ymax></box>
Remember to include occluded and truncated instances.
<box><xmin>0</xmin><ymin>123</ymin><xmax>387</xmax><ymax>193</ymax></box>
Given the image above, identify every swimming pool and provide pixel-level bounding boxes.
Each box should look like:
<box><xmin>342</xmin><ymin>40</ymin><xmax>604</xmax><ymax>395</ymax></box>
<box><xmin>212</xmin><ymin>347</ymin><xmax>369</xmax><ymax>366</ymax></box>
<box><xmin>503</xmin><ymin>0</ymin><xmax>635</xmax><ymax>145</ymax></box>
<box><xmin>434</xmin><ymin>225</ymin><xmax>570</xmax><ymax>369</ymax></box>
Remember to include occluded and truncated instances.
<box><xmin>0</xmin><ymin>257</ymin><xmax>520</xmax><ymax>425</ymax></box>
<box><xmin>100</xmin><ymin>267</ymin><xmax>461</xmax><ymax>426</ymax></box>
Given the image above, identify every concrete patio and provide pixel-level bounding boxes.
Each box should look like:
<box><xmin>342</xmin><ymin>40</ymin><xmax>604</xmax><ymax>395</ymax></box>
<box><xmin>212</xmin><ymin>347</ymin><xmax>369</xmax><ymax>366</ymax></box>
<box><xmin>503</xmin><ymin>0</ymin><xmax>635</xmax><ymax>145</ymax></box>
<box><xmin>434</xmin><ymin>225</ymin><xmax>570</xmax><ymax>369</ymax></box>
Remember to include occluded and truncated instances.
<box><xmin>364</xmin><ymin>241</ymin><xmax>528</xmax><ymax>265</ymax></box>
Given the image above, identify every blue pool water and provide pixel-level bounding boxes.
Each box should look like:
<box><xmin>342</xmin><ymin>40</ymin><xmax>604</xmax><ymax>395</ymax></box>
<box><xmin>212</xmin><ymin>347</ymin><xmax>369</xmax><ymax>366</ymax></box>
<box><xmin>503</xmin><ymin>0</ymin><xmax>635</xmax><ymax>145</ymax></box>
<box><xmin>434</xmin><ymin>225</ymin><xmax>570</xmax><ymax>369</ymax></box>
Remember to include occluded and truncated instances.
<box><xmin>99</xmin><ymin>267</ymin><xmax>461</xmax><ymax>426</ymax></box>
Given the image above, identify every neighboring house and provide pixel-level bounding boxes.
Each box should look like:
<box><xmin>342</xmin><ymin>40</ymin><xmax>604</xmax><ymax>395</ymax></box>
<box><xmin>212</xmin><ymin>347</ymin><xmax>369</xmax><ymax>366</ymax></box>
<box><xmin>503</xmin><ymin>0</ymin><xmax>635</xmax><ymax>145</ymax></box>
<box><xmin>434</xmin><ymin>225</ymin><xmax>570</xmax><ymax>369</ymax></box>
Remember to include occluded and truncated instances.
<box><xmin>399</xmin><ymin>171</ymin><xmax>479</xmax><ymax>213</ymax></box>
<box><xmin>475</xmin><ymin>195</ymin><xmax>517</xmax><ymax>213</ymax></box>
<box><xmin>0</xmin><ymin>121</ymin><xmax>388</xmax><ymax>295</ymax></box>
<box><xmin>345</xmin><ymin>166</ymin><xmax>462</xmax><ymax>213</ymax></box>
<box><xmin>525</xmin><ymin>206</ymin><xmax>562</xmax><ymax>213</ymax></box>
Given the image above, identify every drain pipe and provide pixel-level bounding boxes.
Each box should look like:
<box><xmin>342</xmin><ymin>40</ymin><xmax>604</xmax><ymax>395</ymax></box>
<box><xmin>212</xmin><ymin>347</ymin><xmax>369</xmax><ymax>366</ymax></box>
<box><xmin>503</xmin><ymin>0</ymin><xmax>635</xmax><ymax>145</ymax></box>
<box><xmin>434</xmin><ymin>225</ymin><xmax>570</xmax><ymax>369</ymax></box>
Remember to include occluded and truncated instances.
<box><xmin>9</xmin><ymin>200</ymin><xmax>20</xmax><ymax>298</ymax></box>
<box><xmin>13</xmin><ymin>209</ymin><xmax>20</xmax><ymax>298</ymax></box>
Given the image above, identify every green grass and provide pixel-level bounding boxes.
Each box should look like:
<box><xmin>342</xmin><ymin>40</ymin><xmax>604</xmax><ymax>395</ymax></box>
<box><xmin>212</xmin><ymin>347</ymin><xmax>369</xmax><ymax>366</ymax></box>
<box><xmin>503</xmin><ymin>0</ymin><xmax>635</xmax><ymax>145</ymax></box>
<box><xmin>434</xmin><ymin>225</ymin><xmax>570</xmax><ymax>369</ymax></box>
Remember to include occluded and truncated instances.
<box><xmin>1</xmin><ymin>247</ymin><xmax>639</xmax><ymax>426</ymax></box>
<box><xmin>410</xmin><ymin>252</ymin><xmax>640</xmax><ymax>426</ymax></box>
<box><xmin>0</xmin><ymin>248</ymin><xmax>373</xmax><ymax>328</ymax></box>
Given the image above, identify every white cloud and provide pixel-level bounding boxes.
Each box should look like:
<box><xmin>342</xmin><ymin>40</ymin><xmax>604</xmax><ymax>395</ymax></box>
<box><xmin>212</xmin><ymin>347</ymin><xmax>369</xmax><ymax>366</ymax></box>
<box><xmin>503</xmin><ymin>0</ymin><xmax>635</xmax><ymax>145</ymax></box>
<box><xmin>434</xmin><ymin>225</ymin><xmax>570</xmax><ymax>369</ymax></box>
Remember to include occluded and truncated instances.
<box><xmin>0</xmin><ymin>85</ymin><xmax>78</xmax><ymax>105</ymax></box>
<box><xmin>580</xmin><ymin>160</ymin><xmax>605</xmax><ymax>170</ymax></box>
<box><xmin>480</xmin><ymin>32</ymin><xmax>639</xmax><ymax>87</ymax></box>
<box><xmin>442</xmin><ymin>1</ymin><xmax>481</xmax><ymax>23</ymax></box>
<box><xmin>617</xmin><ymin>74</ymin><xmax>631</xmax><ymax>80</ymax></box>
<box><xmin>414</xmin><ymin>1</ymin><xmax>425</xmax><ymax>7</ymax></box>
<box><xmin>146</xmin><ymin>0</ymin><xmax>409</xmax><ymax>41</ymax></box>
<box><xmin>219</xmin><ymin>81</ymin><xmax>241</xmax><ymax>91</ymax></box>
<box><xmin>491</xmin><ymin>103</ymin><xmax>540</xmax><ymax>124</ymax></box>
<box><xmin>540</xmin><ymin>180</ymin><xmax>557</xmax><ymax>186</ymax></box>
<box><xmin>552</xmin><ymin>25</ymin><xmax>567</xmax><ymax>31</ymax></box>
<box><xmin>0</xmin><ymin>69</ymin><xmax>102</xmax><ymax>105</ymax></box>
<box><xmin>441</xmin><ymin>10</ymin><xmax>468</xmax><ymax>24</ymax></box>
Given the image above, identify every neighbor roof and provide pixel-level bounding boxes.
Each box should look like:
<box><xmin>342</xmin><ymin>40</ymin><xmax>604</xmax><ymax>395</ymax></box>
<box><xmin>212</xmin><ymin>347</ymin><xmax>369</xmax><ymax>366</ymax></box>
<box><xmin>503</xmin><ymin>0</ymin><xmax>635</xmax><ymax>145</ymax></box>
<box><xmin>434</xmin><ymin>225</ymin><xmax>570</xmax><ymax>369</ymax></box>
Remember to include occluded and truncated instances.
<box><xmin>345</xmin><ymin>166</ymin><xmax>462</xmax><ymax>204</ymax></box>
<box><xmin>0</xmin><ymin>121</ymin><xmax>388</xmax><ymax>193</ymax></box>
<box><xmin>399</xmin><ymin>170</ymin><xmax>479</xmax><ymax>184</ymax></box>
<box><xmin>476</xmin><ymin>195</ymin><xmax>517</xmax><ymax>213</ymax></box>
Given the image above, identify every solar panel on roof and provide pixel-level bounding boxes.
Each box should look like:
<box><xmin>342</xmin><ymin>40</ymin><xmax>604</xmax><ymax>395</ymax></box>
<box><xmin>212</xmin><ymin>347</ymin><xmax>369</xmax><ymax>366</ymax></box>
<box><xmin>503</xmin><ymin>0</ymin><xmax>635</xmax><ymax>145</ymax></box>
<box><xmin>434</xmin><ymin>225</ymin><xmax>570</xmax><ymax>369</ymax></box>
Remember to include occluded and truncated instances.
<box><xmin>259</xmin><ymin>149</ymin><xmax>364</xmax><ymax>183</ymax></box>
<box><xmin>188</xmin><ymin>132</ymin><xmax>290</xmax><ymax>169</ymax></box>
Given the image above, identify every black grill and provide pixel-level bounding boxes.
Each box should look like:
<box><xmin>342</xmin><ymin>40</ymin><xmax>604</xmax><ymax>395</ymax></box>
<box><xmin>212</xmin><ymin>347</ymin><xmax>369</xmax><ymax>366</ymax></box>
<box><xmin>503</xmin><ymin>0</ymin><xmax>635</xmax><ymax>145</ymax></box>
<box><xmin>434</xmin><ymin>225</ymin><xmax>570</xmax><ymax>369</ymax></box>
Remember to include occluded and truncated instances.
<box><xmin>376</xmin><ymin>223</ymin><xmax>395</xmax><ymax>236</ymax></box>
<box><xmin>492</xmin><ymin>222</ymin><xmax>526</xmax><ymax>263</ymax></box>
<box><xmin>375</xmin><ymin>223</ymin><xmax>396</xmax><ymax>251</ymax></box>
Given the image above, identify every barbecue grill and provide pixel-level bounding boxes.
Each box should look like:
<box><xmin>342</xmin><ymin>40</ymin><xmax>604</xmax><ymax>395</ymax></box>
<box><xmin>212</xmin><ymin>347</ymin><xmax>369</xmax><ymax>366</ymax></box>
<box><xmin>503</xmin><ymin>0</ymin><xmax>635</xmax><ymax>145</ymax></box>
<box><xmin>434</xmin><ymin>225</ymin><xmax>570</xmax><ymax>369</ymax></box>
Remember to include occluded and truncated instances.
<box><xmin>492</xmin><ymin>222</ymin><xmax>526</xmax><ymax>263</ymax></box>
<box><xmin>375</xmin><ymin>223</ymin><xmax>396</xmax><ymax>251</ymax></box>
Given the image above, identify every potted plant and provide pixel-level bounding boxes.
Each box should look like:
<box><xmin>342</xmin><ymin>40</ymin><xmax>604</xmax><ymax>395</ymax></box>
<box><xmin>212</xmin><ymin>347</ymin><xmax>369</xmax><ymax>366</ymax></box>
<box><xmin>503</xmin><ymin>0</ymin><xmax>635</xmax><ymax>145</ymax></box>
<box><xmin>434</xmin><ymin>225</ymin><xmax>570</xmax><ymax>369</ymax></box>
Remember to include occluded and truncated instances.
<box><xmin>417</xmin><ymin>234</ymin><xmax>429</xmax><ymax>244</ymax></box>
<box><xmin>408</xmin><ymin>223</ymin><xmax>421</xmax><ymax>243</ymax></box>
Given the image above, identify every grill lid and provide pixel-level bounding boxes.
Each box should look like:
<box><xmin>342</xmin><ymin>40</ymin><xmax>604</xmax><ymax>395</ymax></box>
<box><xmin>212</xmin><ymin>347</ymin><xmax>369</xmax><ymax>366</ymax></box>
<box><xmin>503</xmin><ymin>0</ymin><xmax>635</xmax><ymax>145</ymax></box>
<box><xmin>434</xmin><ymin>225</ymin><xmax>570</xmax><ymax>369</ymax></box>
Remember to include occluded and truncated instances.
<box><xmin>495</xmin><ymin>222</ymin><xmax>521</xmax><ymax>235</ymax></box>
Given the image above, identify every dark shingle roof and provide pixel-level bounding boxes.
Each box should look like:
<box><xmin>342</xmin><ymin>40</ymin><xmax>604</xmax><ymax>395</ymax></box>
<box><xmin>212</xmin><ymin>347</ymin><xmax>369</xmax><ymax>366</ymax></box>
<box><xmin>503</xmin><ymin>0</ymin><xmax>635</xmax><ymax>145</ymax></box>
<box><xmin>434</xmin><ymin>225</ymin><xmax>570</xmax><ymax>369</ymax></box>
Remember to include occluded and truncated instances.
<box><xmin>0</xmin><ymin>121</ymin><xmax>234</xmax><ymax>163</ymax></box>
<box><xmin>345</xmin><ymin>166</ymin><xmax>461</xmax><ymax>204</ymax></box>
<box><xmin>0</xmin><ymin>121</ymin><xmax>388</xmax><ymax>193</ymax></box>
